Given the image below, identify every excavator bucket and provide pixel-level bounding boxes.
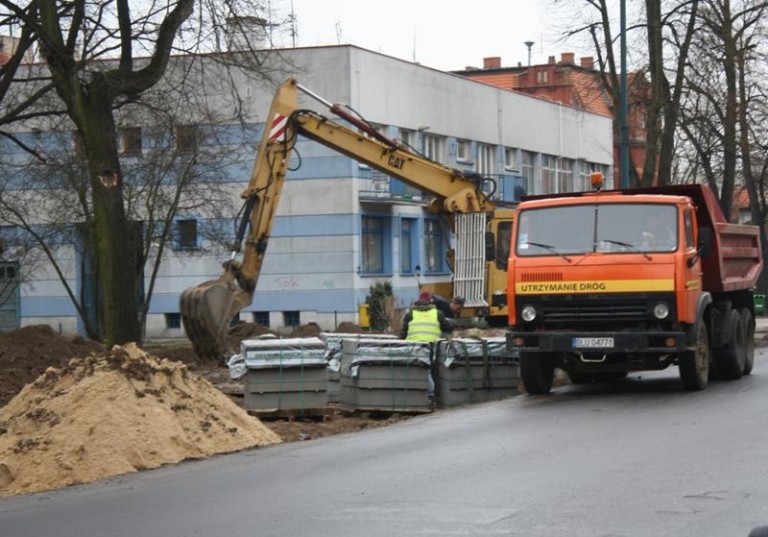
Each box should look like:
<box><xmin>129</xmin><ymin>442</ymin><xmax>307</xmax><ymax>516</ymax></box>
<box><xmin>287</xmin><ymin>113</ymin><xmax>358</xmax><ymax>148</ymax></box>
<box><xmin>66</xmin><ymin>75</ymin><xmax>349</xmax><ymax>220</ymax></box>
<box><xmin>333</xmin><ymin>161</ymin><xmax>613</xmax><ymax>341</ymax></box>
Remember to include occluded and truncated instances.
<box><xmin>180</xmin><ymin>269</ymin><xmax>252</xmax><ymax>362</ymax></box>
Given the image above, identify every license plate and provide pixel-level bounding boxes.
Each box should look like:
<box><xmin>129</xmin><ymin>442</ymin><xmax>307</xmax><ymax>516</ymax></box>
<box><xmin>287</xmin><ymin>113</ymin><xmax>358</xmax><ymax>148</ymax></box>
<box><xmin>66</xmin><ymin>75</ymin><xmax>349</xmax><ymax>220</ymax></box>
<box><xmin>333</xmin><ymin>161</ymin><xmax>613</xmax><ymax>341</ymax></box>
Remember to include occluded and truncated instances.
<box><xmin>572</xmin><ymin>337</ymin><xmax>614</xmax><ymax>349</ymax></box>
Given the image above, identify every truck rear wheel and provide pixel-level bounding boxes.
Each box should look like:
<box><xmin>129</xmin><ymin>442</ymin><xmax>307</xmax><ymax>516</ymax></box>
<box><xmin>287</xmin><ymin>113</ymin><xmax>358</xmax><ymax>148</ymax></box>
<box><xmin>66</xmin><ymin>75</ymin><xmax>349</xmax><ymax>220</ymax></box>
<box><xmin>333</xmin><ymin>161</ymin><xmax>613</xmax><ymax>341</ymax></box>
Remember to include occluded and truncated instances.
<box><xmin>714</xmin><ymin>309</ymin><xmax>746</xmax><ymax>380</ymax></box>
<box><xmin>740</xmin><ymin>308</ymin><xmax>755</xmax><ymax>375</ymax></box>
<box><xmin>679</xmin><ymin>321</ymin><xmax>710</xmax><ymax>390</ymax></box>
<box><xmin>520</xmin><ymin>352</ymin><xmax>554</xmax><ymax>395</ymax></box>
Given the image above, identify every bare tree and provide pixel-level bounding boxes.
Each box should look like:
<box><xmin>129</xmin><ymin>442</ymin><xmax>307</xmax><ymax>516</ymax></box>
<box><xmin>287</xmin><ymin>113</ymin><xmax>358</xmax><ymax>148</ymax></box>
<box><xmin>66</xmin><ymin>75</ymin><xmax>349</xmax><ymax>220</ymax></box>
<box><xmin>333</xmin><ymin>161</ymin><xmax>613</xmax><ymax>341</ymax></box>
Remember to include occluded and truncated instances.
<box><xmin>0</xmin><ymin>1</ymin><xmax>290</xmax><ymax>345</ymax></box>
<box><xmin>680</xmin><ymin>0</ymin><xmax>768</xmax><ymax>220</ymax></box>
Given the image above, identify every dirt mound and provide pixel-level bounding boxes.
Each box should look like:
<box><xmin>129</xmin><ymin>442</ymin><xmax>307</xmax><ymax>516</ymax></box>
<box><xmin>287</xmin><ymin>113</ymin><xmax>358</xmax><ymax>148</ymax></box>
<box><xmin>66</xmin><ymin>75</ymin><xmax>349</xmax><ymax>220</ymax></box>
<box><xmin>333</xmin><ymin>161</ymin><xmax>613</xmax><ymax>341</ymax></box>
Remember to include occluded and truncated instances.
<box><xmin>0</xmin><ymin>343</ymin><xmax>281</xmax><ymax>497</ymax></box>
<box><xmin>289</xmin><ymin>322</ymin><xmax>322</xmax><ymax>338</ymax></box>
<box><xmin>228</xmin><ymin>323</ymin><xmax>275</xmax><ymax>350</ymax></box>
<box><xmin>335</xmin><ymin>322</ymin><xmax>363</xmax><ymax>334</ymax></box>
<box><xmin>0</xmin><ymin>325</ymin><xmax>105</xmax><ymax>407</ymax></box>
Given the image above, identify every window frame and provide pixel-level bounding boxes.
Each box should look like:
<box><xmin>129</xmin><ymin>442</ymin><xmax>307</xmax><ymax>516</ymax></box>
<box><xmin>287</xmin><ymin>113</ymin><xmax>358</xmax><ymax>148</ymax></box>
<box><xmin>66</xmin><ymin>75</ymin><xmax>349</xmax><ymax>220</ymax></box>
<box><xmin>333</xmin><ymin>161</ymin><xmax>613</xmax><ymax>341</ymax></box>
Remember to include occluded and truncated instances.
<box><xmin>175</xmin><ymin>124</ymin><xmax>199</xmax><ymax>152</ymax></box>
<box><xmin>360</xmin><ymin>214</ymin><xmax>392</xmax><ymax>275</ymax></box>
<box><xmin>173</xmin><ymin>216</ymin><xmax>201</xmax><ymax>251</ymax></box>
<box><xmin>121</xmin><ymin>126</ymin><xmax>143</xmax><ymax>156</ymax></box>
<box><xmin>399</xmin><ymin>217</ymin><xmax>419</xmax><ymax>275</ymax></box>
<box><xmin>424</xmin><ymin>218</ymin><xmax>449</xmax><ymax>274</ymax></box>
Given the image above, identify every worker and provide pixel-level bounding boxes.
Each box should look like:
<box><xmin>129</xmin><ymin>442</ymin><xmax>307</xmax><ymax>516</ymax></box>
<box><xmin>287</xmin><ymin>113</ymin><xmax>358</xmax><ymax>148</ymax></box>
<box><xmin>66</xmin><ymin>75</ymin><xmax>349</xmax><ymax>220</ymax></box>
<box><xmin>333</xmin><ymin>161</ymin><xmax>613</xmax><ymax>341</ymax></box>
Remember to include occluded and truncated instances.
<box><xmin>400</xmin><ymin>291</ymin><xmax>456</xmax><ymax>401</ymax></box>
<box><xmin>431</xmin><ymin>293</ymin><xmax>465</xmax><ymax>320</ymax></box>
<box><xmin>400</xmin><ymin>291</ymin><xmax>456</xmax><ymax>340</ymax></box>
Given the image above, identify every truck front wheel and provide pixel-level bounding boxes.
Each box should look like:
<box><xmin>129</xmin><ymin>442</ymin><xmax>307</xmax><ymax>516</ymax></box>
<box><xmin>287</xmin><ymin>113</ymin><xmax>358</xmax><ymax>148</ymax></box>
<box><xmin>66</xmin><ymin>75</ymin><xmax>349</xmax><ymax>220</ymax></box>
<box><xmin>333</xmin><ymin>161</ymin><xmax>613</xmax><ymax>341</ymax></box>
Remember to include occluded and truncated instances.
<box><xmin>519</xmin><ymin>352</ymin><xmax>554</xmax><ymax>395</ymax></box>
<box><xmin>679</xmin><ymin>322</ymin><xmax>710</xmax><ymax>390</ymax></box>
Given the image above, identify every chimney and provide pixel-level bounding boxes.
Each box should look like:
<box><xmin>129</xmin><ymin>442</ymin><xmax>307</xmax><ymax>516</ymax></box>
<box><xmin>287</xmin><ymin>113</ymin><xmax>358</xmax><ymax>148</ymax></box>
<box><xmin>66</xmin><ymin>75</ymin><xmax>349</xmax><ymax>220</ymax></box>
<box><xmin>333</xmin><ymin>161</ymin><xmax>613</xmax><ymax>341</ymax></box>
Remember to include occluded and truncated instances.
<box><xmin>548</xmin><ymin>55</ymin><xmax>556</xmax><ymax>64</ymax></box>
<box><xmin>580</xmin><ymin>56</ymin><xmax>594</xmax><ymax>69</ymax></box>
<box><xmin>483</xmin><ymin>56</ymin><xmax>502</xmax><ymax>69</ymax></box>
<box><xmin>560</xmin><ymin>52</ymin><xmax>575</xmax><ymax>65</ymax></box>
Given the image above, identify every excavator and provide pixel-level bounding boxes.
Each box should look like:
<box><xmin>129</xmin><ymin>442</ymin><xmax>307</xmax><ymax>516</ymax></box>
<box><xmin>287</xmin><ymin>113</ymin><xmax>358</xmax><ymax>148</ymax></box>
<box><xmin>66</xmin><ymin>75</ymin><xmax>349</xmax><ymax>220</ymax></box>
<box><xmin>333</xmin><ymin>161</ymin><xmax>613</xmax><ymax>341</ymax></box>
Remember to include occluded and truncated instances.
<box><xmin>180</xmin><ymin>78</ymin><xmax>516</xmax><ymax>360</ymax></box>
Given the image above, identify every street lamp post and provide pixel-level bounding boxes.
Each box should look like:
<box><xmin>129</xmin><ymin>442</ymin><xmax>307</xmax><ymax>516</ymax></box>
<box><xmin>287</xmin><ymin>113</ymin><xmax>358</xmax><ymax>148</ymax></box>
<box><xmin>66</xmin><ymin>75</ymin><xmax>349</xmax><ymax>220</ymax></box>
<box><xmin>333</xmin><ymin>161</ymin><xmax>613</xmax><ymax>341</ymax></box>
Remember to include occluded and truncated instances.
<box><xmin>619</xmin><ymin>0</ymin><xmax>630</xmax><ymax>188</ymax></box>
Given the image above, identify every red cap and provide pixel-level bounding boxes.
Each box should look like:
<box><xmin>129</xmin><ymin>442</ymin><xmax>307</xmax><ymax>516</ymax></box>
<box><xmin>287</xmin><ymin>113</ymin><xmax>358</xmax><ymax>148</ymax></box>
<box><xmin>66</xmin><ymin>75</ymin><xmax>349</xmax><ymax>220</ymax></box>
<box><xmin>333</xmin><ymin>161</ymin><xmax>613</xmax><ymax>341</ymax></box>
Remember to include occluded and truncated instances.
<box><xmin>418</xmin><ymin>291</ymin><xmax>432</xmax><ymax>302</ymax></box>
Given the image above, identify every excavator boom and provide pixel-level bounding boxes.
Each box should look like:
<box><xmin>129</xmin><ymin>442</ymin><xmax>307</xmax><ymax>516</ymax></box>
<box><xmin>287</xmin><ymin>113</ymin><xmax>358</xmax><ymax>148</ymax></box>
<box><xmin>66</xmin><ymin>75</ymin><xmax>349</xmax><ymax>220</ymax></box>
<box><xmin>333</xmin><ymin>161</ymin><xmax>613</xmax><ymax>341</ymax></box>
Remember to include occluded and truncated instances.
<box><xmin>180</xmin><ymin>78</ymin><xmax>500</xmax><ymax>361</ymax></box>
<box><xmin>180</xmin><ymin>80</ymin><xmax>299</xmax><ymax>360</ymax></box>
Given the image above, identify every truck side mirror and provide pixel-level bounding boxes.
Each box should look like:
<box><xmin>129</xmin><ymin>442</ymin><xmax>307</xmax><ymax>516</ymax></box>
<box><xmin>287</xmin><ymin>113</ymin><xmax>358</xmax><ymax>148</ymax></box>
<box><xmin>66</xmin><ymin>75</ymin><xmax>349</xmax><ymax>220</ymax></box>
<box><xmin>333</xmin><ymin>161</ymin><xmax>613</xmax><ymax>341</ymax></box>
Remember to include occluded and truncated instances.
<box><xmin>697</xmin><ymin>227</ymin><xmax>713</xmax><ymax>258</ymax></box>
<box><xmin>485</xmin><ymin>231</ymin><xmax>495</xmax><ymax>261</ymax></box>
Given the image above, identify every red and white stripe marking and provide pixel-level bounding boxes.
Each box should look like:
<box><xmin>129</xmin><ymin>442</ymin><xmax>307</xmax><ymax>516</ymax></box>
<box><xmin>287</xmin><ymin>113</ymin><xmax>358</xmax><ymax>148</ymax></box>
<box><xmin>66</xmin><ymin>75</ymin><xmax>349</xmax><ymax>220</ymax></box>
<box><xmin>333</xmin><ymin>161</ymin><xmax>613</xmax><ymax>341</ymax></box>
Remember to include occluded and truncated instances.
<box><xmin>268</xmin><ymin>113</ymin><xmax>287</xmax><ymax>142</ymax></box>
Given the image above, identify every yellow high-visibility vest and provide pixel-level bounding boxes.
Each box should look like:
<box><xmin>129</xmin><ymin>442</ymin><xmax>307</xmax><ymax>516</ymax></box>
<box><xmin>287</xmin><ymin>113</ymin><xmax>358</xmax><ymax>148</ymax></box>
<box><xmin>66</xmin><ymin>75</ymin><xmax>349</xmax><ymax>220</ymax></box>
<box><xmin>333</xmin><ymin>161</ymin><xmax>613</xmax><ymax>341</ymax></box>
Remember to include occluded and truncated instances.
<box><xmin>406</xmin><ymin>308</ymin><xmax>441</xmax><ymax>342</ymax></box>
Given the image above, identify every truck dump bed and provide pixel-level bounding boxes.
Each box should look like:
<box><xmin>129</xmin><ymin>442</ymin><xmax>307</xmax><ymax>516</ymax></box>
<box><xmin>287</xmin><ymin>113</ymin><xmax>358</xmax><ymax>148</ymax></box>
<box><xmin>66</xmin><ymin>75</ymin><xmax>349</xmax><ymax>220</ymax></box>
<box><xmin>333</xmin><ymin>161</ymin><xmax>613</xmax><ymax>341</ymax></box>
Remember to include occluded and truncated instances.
<box><xmin>612</xmin><ymin>184</ymin><xmax>762</xmax><ymax>294</ymax></box>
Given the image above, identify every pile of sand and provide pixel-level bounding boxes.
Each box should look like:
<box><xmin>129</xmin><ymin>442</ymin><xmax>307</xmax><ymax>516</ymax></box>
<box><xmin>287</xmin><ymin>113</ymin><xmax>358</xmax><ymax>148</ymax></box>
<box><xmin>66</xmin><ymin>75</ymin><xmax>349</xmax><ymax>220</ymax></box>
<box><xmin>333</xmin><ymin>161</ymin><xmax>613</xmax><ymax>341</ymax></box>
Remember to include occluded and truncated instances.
<box><xmin>0</xmin><ymin>343</ymin><xmax>281</xmax><ymax>497</ymax></box>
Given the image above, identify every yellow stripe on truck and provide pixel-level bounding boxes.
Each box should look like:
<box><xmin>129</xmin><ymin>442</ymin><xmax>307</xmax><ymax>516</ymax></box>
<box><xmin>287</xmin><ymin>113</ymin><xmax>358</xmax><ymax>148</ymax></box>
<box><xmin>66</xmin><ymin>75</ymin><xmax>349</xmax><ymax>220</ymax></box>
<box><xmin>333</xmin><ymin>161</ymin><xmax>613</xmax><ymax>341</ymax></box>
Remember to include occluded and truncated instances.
<box><xmin>515</xmin><ymin>279</ymin><xmax>675</xmax><ymax>294</ymax></box>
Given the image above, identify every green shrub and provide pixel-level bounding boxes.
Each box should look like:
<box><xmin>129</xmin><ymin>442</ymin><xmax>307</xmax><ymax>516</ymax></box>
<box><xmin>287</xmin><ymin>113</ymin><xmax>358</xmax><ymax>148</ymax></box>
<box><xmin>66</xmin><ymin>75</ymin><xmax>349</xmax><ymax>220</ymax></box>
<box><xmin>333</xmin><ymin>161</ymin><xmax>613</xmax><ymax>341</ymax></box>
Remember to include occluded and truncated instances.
<box><xmin>365</xmin><ymin>281</ymin><xmax>393</xmax><ymax>331</ymax></box>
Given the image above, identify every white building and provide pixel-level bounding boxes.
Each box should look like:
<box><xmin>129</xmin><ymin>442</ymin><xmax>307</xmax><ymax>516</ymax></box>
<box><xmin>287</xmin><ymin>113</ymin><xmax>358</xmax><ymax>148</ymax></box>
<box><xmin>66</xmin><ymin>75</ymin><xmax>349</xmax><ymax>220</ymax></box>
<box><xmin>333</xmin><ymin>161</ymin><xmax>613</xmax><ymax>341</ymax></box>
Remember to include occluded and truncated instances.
<box><xmin>1</xmin><ymin>45</ymin><xmax>613</xmax><ymax>337</ymax></box>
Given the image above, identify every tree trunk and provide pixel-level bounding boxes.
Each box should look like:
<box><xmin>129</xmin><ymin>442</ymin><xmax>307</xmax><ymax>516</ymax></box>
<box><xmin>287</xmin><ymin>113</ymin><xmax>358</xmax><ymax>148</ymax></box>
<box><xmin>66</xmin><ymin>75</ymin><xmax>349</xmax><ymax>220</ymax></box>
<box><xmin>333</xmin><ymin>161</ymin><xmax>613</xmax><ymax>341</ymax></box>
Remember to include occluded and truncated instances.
<box><xmin>642</xmin><ymin>0</ymin><xmax>664</xmax><ymax>187</ymax></box>
<box><xmin>80</xmin><ymin>78</ymin><xmax>141</xmax><ymax>347</ymax></box>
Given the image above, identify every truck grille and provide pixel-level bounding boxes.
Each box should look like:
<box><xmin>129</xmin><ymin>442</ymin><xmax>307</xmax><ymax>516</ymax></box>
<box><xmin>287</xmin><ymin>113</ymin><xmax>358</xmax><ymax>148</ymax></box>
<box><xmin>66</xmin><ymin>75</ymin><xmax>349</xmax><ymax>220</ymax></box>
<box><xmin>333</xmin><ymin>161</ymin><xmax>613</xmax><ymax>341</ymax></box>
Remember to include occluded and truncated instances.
<box><xmin>539</xmin><ymin>300</ymin><xmax>651</xmax><ymax>323</ymax></box>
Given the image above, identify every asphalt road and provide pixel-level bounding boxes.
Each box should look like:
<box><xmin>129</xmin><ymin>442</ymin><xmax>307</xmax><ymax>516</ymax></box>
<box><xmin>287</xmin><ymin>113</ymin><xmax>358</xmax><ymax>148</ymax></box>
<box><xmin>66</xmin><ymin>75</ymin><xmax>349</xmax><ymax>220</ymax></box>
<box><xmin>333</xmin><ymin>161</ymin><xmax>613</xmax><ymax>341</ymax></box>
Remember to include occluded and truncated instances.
<box><xmin>3</xmin><ymin>349</ymin><xmax>768</xmax><ymax>537</ymax></box>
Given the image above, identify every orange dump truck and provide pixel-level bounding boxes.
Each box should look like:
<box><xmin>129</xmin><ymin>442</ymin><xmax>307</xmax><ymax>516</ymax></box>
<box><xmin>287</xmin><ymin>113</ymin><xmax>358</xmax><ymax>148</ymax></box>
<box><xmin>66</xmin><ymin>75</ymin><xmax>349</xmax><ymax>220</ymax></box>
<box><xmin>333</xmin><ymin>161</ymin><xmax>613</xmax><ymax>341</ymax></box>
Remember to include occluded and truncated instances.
<box><xmin>506</xmin><ymin>182</ymin><xmax>763</xmax><ymax>394</ymax></box>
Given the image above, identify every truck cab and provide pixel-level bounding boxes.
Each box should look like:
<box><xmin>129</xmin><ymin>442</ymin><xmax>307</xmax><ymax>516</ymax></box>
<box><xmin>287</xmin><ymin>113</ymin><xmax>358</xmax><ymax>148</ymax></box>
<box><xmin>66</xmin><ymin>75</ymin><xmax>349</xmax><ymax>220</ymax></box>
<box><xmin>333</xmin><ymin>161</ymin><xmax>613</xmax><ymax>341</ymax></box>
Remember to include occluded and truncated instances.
<box><xmin>507</xmin><ymin>183</ymin><xmax>762</xmax><ymax>394</ymax></box>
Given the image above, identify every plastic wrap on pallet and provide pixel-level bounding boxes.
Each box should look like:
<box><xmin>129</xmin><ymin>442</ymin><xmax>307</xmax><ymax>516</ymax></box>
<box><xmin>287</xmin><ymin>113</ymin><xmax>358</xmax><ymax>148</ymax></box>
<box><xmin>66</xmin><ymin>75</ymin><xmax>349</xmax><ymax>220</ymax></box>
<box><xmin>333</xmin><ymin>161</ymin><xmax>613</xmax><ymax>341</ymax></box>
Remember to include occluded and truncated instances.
<box><xmin>320</xmin><ymin>333</ymin><xmax>399</xmax><ymax>372</ymax></box>
<box><xmin>340</xmin><ymin>338</ymin><xmax>432</xmax><ymax>378</ymax></box>
<box><xmin>235</xmin><ymin>337</ymin><xmax>327</xmax><ymax>369</ymax></box>
<box><xmin>438</xmin><ymin>337</ymin><xmax>518</xmax><ymax>368</ymax></box>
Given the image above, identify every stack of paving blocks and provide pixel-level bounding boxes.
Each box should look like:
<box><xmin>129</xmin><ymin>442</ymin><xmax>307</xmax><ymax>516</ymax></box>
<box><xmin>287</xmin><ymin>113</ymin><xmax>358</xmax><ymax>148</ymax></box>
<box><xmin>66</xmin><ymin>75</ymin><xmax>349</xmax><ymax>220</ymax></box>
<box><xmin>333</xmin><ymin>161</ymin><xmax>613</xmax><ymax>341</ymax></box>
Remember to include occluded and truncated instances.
<box><xmin>435</xmin><ymin>337</ymin><xmax>520</xmax><ymax>407</ymax></box>
<box><xmin>319</xmin><ymin>333</ymin><xmax>398</xmax><ymax>403</ymax></box>
<box><xmin>239</xmin><ymin>337</ymin><xmax>329</xmax><ymax>412</ymax></box>
<box><xmin>339</xmin><ymin>338</ymin><xmax>433</xmax><ymax>413</ymax></box>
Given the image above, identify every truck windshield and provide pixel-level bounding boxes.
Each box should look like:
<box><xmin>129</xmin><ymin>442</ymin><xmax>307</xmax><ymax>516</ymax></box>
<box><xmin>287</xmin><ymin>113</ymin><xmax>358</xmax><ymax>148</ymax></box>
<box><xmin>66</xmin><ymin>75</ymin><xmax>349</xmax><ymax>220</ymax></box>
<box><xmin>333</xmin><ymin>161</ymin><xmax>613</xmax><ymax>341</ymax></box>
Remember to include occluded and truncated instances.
<box><xmin>516</xmin><ymin>203</ymin><xmax>678</xmax><ymax>256</ymax></box>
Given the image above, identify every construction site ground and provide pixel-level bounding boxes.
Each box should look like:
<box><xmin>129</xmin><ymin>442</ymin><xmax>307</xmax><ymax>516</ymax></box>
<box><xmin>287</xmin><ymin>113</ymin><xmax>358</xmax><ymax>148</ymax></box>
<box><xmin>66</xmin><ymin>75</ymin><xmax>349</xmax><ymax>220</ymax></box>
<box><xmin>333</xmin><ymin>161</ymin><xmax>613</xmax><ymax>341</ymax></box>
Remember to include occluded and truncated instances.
<box><xmin>2</xmin><ymin>320</ymin><xmax>767</xmax><ymax>497</ymax></box>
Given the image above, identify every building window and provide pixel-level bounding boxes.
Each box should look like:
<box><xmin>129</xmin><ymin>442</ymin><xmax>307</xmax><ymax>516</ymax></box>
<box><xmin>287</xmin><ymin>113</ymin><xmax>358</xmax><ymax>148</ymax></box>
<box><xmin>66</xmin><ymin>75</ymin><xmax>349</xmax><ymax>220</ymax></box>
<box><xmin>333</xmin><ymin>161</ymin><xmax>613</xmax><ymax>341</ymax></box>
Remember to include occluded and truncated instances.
<box><xmin>252</xmin><ymin>311</ymin><xmax>270</xmax><ymax>327</ymax></box>
<box><xmin>283</xmin><ymin>311</ymin><xmax>300</xmax><ymax>328</ymax></box>
<box><xmin>557</xmin><ymin>158</ymin><xmax>573</xmax><ymax>193</ymax></box>
<box><xmin>477</xmin><ymin>144</ymin><xmax>494</xmax><ymax>175</ymax></box>
<box><xmin>424</xmin><ymin>219</ymin><xmax>446</xmax><ymax>273</ymax></box>
<box><xmin>576</xmin><ymin>161</ymin><xmax>591</xmax><ymax>192</ymax></box>
<box><xmin>0</xmin><ymin>262</ymin><xmax>17</xmax><ymax>281</ymax></box>
<box><xmin>541</xmin><ymin>154</ymin><xmax>556</xmax><ymax>194</ymax></box>
<box><xmin>121</xmin><ymin>127</ymin><xmax>142</xmax><ymax>156</ymax></box>
<box><xmin>173</xmin><ymin>217</ymin><xmax>200</xmax><ymax>250</ymax></box>
<box><xmin>400</xmin><ymin>218</ymin><xmax>417</xmax><ymax>274</ymax></box>
<box><xmin>361</xmin><ymin>216</ymin><xmax>385</xmax><ymax>274</ymax></box>
<box><xmin>456</xmin><ymin>140</ymin><xmax>470</xmax><ymax>162</ymax></box>
<box><xmin>175</xmin><ymin>124</ymin><xmax>198</xmax><ymax>152</ymax></box>
<box><xmin>165</xmin><ymin>313</ymin><xmax>181</xmax><ymax>329</ymax></box>
<box><xmin>536</xmin><ymin>70</ymin><xmax>549</xmax><ymax>84</ymax></box>
<box><xmin>399</xmin><ymin>128</ymin><xmax>415</xmax><ymax>151</ymax></box>
<box><xmin>504</xmin><ymin>148</ymin><xmax>518</xmax><ymax>171</ymax></box>
<box><xmin>422</xmin><ymin>134</ymin><xmax>443</xmax><ymax>162</ymax></box>
<box><xmin>521</xmin><ymin>151</ymin><xmax>535</xmax><ymax>192</ymax></box>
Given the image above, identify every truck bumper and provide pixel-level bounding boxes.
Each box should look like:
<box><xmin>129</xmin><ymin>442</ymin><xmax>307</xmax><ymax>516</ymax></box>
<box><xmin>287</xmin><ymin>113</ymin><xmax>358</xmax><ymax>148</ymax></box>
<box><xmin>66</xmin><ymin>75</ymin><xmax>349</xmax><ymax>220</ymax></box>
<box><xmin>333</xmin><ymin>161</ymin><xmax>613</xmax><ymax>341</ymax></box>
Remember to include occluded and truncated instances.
<box><xmin>507</xmin><ymin>330</ymin><xmax>688</xmax><ymax>355</ymax></box>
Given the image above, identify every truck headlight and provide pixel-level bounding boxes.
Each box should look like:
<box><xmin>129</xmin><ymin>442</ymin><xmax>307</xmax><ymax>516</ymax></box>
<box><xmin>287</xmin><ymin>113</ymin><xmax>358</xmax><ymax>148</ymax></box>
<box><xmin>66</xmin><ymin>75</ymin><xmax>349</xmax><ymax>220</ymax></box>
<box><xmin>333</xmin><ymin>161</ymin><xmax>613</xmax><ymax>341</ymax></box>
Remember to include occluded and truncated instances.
<box><xmin>521</xmin><ymin>305</ymin><xmax>537</xmax><ymax>322</ymax></box>
<box><xmin>653</xmin><ymin>303</ymin><xmax>670</xmax><ymax>320</ymax></box>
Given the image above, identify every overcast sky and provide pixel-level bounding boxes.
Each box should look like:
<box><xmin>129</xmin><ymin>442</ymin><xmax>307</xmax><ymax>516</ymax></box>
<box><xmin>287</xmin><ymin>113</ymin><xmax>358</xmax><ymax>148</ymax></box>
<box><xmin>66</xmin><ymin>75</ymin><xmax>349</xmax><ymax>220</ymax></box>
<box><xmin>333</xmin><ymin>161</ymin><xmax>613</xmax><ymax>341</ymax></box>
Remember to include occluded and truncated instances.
<box><xmin>273</xmin><ymin>0</ymin><xmax>586</xmax><ymax>72</ymax></box>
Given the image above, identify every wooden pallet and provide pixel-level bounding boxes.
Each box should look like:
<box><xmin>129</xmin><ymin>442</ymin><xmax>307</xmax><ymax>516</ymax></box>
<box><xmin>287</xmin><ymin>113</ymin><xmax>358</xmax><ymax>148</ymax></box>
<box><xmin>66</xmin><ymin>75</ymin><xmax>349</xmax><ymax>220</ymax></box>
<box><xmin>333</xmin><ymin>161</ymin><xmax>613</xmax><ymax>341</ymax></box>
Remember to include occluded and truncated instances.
<box><xmin>246</xmin><ymin>407</ymin><xmax>333</xmax><ymax>421</ymax></box>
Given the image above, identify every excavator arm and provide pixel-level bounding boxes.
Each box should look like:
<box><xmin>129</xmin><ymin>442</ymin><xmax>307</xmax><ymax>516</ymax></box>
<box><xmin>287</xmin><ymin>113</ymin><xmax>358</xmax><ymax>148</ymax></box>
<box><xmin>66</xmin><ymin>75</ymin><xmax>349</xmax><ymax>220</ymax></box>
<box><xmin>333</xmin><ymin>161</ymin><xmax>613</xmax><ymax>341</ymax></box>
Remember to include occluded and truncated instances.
<box><xmin>181</xmin><ymin>78</ymin><xmax>497</xmax><ymax>360</ymax></box>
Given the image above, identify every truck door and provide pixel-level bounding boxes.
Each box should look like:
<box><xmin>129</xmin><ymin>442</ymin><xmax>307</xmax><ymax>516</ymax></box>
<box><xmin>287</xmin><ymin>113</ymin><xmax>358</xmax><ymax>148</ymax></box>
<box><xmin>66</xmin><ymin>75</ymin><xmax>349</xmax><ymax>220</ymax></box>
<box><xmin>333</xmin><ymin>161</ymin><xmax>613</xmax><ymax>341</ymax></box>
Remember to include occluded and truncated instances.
<box><xmin>683</xmin><ymin>208</ymin><xmax>701</xmax><ymax>324</ymax></box>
